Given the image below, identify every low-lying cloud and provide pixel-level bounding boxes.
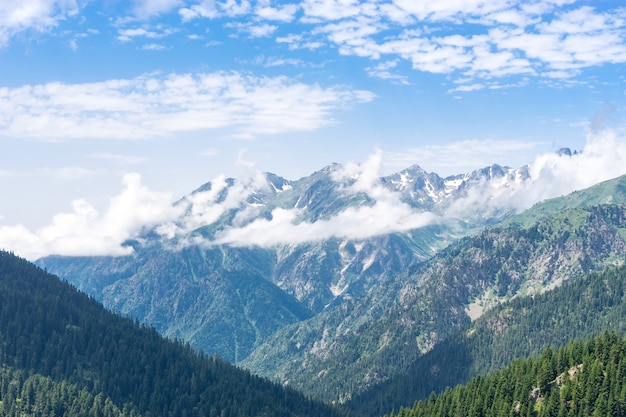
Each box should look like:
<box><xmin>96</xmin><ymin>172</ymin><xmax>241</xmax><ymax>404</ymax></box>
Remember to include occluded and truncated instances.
<box><xmin>0</xmin><ymin>173</ymin><xmax>178</xmax><ymax>260</ymax></box>
<box><xmin>2</xmin><ymin>129</ymin><xmax>626</xmax><ymax>260</ymax></box>
<box><xmin>213</xmin><ymin>151</ymin><xmax>439</xmax><ymax>247</ymax></box>
<box><xmin>448</xmin><ymin>129</ymin><xmax>626</xmax><ymax>218</ymax></box>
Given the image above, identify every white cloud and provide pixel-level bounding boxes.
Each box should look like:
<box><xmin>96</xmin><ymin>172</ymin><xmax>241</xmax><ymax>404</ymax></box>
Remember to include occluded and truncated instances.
<box><xmin>179</xmin><ymin>2</ymin><xmax>218</xmax><ymax>22</ymax></box>
<box><xmin>3</xmin><ymin>129</ymin><xmax>626</xmax><ymax>260</ymax></box>
<box><xmin>132</xmin><ymin>0</ymin><xmax>182</xmax><ymax>18</ymax></box>
<box><xmin>179</xmin><ymin>0</ymin><xmax>251</xmax><ymax>21</ymax></box>
<box><xmin>172</xmin><ymin>1</ymin><xmax>626</xmax><ymax>87</ymax></box>
<box><xmin>142</xmin><ymin>42</ymin><xmax>166</xmax><ymax>50</ymax></box>
<box><xmin>262</xmin><ymin>1</ymin><xmax>626</xmax><ymax>87</ymax></box>
<box><xmin>0</xmin><ymin>71</ymin><xmax>374</xmax><ymax>140</ymax></box>
<box><xmin>0</xmin><ymin>0</ymin><xmax>82</xmax><ymax>46</ymax></box>
<box><xmin>255</xmin><ymin>2</ymin><xmax>298</xmax><ymax>22</ymax></box>
<box><xmin>227</xmin><ymin>21</ymin><xmax>277</xmax><ymax>37</ymax></box>
<box><xmin>220</xmin><ymin>0</ymin><xmax>251</xmax><ymax>16</ymax></box>
<box><xmin>0</xmin><ymin>173</ymin><xmax>179</xmax><ymax>260</ymax></box>
<box><xmin>214</xmin><ymin>202</ymin><xmax>437</xmax><ymax>247</ymax></box>
<box><xmin>447</xmin><ymin>129</ymin><xmax>626</xmax><ymax>218</ymax></box>
<box><xmin>366</xmin><ymin>60</ymin><xmax>410</xmax><ymax>84</ymax></box>
<box><xmin>301</xmin><ymin>0</ymin><xmax>365</xmax><ymax>21</ymax></box>
<box><xmin>117</xmin><ymin>26</ymin><xmax>176</xmax><ymax>42</ymax></box>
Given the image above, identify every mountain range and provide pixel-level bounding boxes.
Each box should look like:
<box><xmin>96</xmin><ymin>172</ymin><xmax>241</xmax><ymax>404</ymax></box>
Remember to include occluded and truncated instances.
<box><xmin>37</xmin><ymin>162</ymin><xmax>528</xmax><ymax>362</ymax></box>
<box><xmin>35</xmin><ymin>156</ymin><xmax>626</xmax><ymax>406</ymax></box>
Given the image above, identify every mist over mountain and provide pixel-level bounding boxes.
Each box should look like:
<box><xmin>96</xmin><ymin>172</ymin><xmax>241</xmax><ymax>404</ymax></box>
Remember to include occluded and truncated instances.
<box><xmin>35</xmin><ymin>143</ymin><xmax>626</xmax><ymax>364</ymax></box>
<box><xmin>5</xmin><ymin>129</ymin><xmax>626</xmax><ymax>261</ymax></box>
<box><xmin>27</xmin><ymin>136</ymin><xmax>626</xmax><ymax>412</ymax></box>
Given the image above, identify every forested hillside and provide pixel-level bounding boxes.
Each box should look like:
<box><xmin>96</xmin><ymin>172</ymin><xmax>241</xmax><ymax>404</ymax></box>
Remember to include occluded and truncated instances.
<box><xmin>349</xmin><ymin>264</ymin><xmax>626</xmax><ymax>416</ymax></box>
<box><xmin>0</xmin><ymin>250</ymin><xmax>345</xmax><ymax>417</ymax></box>
<box><xmin>0</xmin><ymin>367</ymin><xmax>130</xmax><ymax>417</ymax></box>
<box><xmin>388</xmin><ymin>332</ymin><xmax>626</xmax><ymax>417</ymax></box>
<box><xmin>243</xmin><ymin>204</ymin><xmax>626</xmax><ymax>402</ymax></box>
<box><xmin>36</xmin><ymin>163</ymin><xmax>532</xmax><ymax>364</ymax></box>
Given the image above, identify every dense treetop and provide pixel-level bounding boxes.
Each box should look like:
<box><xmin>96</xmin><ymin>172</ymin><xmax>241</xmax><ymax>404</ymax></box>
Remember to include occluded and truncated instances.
<box><xmin>0</xmin><ymin>250</ymin><xmax>345</xmax><ymax>417</ymax></box>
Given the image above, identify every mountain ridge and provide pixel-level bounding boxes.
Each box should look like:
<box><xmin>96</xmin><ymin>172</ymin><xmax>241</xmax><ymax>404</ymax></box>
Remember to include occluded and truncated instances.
<box><xmin>34</xmin><ymin>159</ymin><xmax>626</xmax><ymax>401</ymax></box>
<box><xmin>241</xmin><ymin>200</ymin><xmax>626</xmax><ymax>401</ymax></box>
<box><xmin>38</xmin><ymin>161</ymin><xmax>531</xmax><ymax>364</ymax></box>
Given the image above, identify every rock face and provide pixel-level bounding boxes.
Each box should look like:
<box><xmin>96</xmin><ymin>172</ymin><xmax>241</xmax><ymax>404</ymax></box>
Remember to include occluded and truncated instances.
<box><xmin>242</xmin><ymin>203</ymin><xmax>626</xmax><ymax>401</ymax></box>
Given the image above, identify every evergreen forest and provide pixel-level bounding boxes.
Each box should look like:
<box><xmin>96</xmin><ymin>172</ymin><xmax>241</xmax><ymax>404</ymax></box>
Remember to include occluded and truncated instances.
<box><xmin>388</xmin><ymin>331</ymin><xmax>626</xmax><ymax>417</ymax></box>
<box><xmin>0</xmin><ymin>250</ymin><xmax>345</xmax><ymax>417</ymax></box>
<box><xmin>349</xmin><ymin>264</ymin><xmax>626</xmax><ymax>416</ymax></box>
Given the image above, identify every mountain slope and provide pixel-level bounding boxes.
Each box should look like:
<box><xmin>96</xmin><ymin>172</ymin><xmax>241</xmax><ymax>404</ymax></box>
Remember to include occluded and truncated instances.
<box><xmin>0</xmin><ymin>368</ymin><xmax>129</xmax><ymax>417</ymax></box>
<box><xmin>242</xmin><ymin>203</ymin><xmax>626</xmax><ymax>402</ymax></box>
<box><xmin>388</xmin><ymin>331</ymin><xmax>626</xmax><ymax>417</ymax></box>
<box><xmin>503</xmin><ymin>174</ymin><xmax>626</xmax><ymax>229</ymax></box>
<box><xmin>40</xmin><ymin>245</ymin><xmax>311</xmax><ymax>363</ymax></box>
<box><xmin>0</xmin><ymin>250</ymin><xmax>345</xmax><ymax>417</ymax></box>
<box><xmin>348</xmin><ymin>263</ymin><xmax>626</xmax><ymax>416</ymax></box>
<box><xmin>37</xmin><ymin>163</ymin><xmax>524</xmax><ymax>363</ymax></box>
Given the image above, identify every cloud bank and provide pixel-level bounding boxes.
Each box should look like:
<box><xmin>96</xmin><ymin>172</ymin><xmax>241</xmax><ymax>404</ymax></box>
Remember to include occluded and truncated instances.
<box><xmin>212</xmin><ymin>151</ymin><xmax>439</xmax><ymax>247</ymax></box>
<box><xmin>0</xmin><ymin>173</ymin><xmax>178</xmax><ymax>260</ymax></box>
<box><xmin>447</xmin><ymin>129</ymin><xmax>626</xmax><ymax>218</ymax></box>
<box><xmin>0</xmin><ymin>71</ymin><xmax>374</xmax><ymax>140</ymax></box>
<box><xmin>2</xmin><ymin>129</ymin><xmax>626</xmax><ymax>260</ymax></box>
<box><xmin>4</xmin><ymin>2</ymin><xmax>625</xmax><ymax>90</ymax></box>
<box><xmin>175</xmin><ymin>0</ymin><xmax>626</xmax><ymax>88</ymax></box>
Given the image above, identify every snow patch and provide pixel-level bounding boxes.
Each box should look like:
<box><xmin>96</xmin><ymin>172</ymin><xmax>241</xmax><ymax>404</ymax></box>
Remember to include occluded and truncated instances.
<box><xmin>330</xmin><ymin>282</ymin><xmax>348</xmax><ymax>297</ymax></box>
<box><xmin>271</xmin><ymin>182</ymin><xmax>292</xmax><ymax>193</ymax></box>
<box><xmin>361</xmin><ymin>251</ymin><xmax>377</xmax><ymax>272</ymax></box>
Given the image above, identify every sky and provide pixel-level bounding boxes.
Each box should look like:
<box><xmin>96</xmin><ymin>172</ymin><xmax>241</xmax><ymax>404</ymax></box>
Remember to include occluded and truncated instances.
<box><xmin>1</xmin><ymin>0</ymin><xmax>626</xmax><ymax>260</ymax></box>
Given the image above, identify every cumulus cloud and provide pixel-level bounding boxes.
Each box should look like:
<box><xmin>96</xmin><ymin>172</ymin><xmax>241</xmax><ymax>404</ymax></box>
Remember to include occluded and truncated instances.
<box><xmin>0</xmin><ymin>173</ymin><xmax>179</xmax><ymax>260</ymax></box>
<box><xmin>179</xmin><ymin>0</ymin><xmax>250</xmax><ymax>21</ymax></box>
<box><xmin>226</xmin><ymin>21</ymin><xmax>277</xmax><ymax>37</ymax></box>
<box><xmin>3</xmin><ymin>129</ymin><xmax>626</xmax><ymax>260</ymax></box>
<box><xmin>255</xmin><ymin>1</ymin><xmax>298</xmax><ymax>22</ymax></box>
<box><xmin>0</xmin><ymin>0</ymin><xmax>82</xmax><ymax>46</ymax></box>
<box><xmin>131</xmin><ymin>0</ymin><xmax>183</xmax><ymax>18</ymax></box>
<box><xmin>0</xmin><ymin>71</ymin><xmax>374</xmax><ymax>140</ymax></box>
<box><xmin>366</xmin><ymin>60</ymin><xmax>410</xmax><ymax>84</ymax></box>
<box><xmin>117</xmin><ymin>26</ymin><xmax>176</xmax><ymax>42</ymax></box>
<box><xmin>448</xmin><ymin>129</ymin><xmax>626</xmax><ymax>218</ymax></box>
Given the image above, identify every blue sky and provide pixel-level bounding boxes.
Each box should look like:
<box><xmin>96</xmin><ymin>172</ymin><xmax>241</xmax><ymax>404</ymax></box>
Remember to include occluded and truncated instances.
<box><xmin>1</xmin><ymin>0</ymin><xmax>626</xmax><ymax>259</ymax></box>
